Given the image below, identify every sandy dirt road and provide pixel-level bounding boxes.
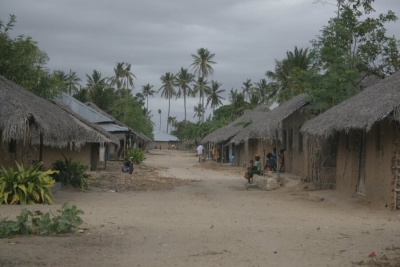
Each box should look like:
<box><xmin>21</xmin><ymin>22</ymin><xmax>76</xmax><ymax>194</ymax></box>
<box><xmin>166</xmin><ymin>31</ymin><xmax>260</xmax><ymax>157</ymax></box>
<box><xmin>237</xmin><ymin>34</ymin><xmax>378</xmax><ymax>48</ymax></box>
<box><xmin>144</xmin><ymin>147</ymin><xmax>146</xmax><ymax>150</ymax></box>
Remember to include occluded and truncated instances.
<box><xmin>0</xmin><ymin>149</ymin><xmax>399</xmax><ymax>267</ymax></box>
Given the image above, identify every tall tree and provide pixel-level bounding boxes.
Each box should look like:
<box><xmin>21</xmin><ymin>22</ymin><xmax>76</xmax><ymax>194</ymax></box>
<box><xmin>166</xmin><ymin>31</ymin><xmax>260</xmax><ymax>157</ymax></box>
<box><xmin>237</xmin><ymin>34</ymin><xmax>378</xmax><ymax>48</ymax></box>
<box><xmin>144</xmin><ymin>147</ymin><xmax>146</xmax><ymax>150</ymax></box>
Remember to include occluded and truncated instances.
<box><xmin>141</xmin><ymin>84</ymin><xmax>155</xmax><ymax>111</ymax></box>
<box><xmin>167</xmin><ymin>116</ymin><xmax>177</xmax><ymax>134</ymax></box>
<box><xmin>253</xmin><ymin>78</ymin><xmax>269</xmax><ymax>104</ymax></box>
<box><xmin>108</xmin><ymin>62</ymin><xmax>125</xmax><ymax>90</ymax></box>
<box><xmin>158</xmin><ymin>109</ymin><xmax>162</xmax><ymax>131</ymax></box>
<box><xmin>144</xmin><ymin>108</ymin><xmax>156</xmax><ymax>127</ymax></box>
<box><xmin>121</xmin><ymin>63</ymin><xmax>136</xmax><ymax>90</ymax></box>
<box><xmin>158</xmin><ymin>72</ymin><xmax>176</xmax><ymax>133</ymax></box>
<box><xmin>307</xmin><ymin>0</ymin><xmax>400</xmax><ymax>114</ymax></box>
<box><xmin>0</xmin><ymin>14</ymin><xmax>60</xmax><ymax>99</ymax></box>
<box><xmin>66</xmin><ymin>69</ymin><xmax>81</xmax><ymax>95</ymax></box>
<box><xmin>229</xmin><ymin>89</ymin><xmax>249</xmax><ymax>118</ymax></box>
<box><xmin>266</xmin><ymin>47</ymin><xmax>316</xmax><ymax>103</ymax></box>
<box><xmin>206</xmin><ymin>80</ymin><xmax>226</xmax><ymax>113</ymax></box>
<box><xmin>175</xmin><ymin>67</ymin><xmax>195</xmax><ymax>126</ymax></box>
<box><xmin>86</xmin><ymin>69</ymin><xmax>106</xmax><ymax>91</ymax></box>
<box><xmin>241</xmin><ymin>79</ymin><xmax>252</xmax><ymax>102</ymax></box>
<box><xmin>86</xmin><ymin>70</ymin><xmax>117</xmax><ymax>112</ymax></box>
<box><xmin>190</xmin><ymin>48</ymin><xmax>216</xmax><ymax>121</ymax></box>
<box><xmin>192</xmin><ymin>77</ymin><xmax>210</xmax><ymax>118</ymax></box>
<box><xmin>193</xmin><ymin>104</ymin><xmax>205</xmax><ymax>122</ymax></box>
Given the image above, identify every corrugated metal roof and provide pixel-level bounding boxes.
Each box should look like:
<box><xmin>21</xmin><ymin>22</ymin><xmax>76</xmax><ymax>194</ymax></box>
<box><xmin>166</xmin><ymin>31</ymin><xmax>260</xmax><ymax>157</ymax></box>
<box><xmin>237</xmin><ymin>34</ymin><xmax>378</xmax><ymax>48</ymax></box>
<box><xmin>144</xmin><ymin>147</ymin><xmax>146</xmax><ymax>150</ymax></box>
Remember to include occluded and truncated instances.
<box><xmin>99</xmin><ymin>123</ymin><xmax>129</xmax><ymax>132</ymax></box>
<box><xmin>152</xmin><ymin>131</ymin><xmax>178</xmax><ymax>142</ymax></box>
<box><xmin>60</xmin><ymin>93</ymin><xmax>112</xmax><ymax>123</ymax></box>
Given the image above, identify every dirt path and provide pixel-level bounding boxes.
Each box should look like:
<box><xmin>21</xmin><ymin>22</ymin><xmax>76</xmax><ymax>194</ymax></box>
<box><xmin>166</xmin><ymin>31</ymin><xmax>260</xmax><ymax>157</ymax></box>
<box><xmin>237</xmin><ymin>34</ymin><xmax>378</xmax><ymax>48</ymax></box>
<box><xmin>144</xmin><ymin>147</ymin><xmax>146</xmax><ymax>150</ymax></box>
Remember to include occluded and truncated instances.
<box><xmin>1</xmin><ymin>150</ymin><xmax>399</xmax><ymax>267</ymax></box>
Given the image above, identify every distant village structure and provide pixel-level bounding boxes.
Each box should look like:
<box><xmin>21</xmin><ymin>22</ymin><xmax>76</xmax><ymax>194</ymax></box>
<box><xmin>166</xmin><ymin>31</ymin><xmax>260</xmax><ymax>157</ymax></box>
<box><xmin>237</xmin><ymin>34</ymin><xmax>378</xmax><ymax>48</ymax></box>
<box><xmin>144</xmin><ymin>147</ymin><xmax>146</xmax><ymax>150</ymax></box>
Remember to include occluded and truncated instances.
<box><xmin>152</xmin><ymin>131</ymin><xmax>179</xmax><ymax>150</ymax></box>
<box><xmin>61</xmin><ymin>93</ymin><xmax>151</xmax><ymax>160</ymax></box>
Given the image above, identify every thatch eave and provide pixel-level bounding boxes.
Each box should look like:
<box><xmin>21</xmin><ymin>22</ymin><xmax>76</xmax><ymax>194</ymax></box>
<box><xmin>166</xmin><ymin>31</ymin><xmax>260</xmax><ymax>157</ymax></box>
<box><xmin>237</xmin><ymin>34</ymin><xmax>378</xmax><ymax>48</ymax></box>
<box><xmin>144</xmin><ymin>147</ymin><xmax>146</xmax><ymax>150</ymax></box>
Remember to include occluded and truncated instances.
<box><xmin>301</xmin><ymin>72</ymin><xmax>400</xmax><ymax>137</ymax></box>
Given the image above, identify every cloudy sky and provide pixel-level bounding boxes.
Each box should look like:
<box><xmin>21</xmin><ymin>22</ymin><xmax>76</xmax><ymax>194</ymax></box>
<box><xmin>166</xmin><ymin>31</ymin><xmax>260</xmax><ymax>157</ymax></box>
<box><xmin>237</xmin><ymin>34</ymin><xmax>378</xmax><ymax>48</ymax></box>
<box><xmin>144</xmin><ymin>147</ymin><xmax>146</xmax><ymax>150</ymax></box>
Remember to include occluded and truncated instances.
<box><xmin>1</xmin><ymin>0</ymin><xmax>399</xmax><ymax>133</ymax></box>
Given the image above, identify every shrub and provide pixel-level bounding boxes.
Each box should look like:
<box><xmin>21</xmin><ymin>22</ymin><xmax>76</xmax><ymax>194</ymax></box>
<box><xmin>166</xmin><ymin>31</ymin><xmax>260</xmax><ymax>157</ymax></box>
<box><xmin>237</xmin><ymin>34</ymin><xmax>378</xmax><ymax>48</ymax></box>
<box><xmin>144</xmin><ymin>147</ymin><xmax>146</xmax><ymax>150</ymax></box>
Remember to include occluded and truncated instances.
<box><xmin>51</xmin><ymin>154</ymin><xmax>91</xmax><ymax>190</ymax></box>
<box><xmin>125</xmin><ymin>148</ymin><xmax>146</xmax><ymax>164</ymax></box>
<box><xmin>0</xmin><ymin>203</ymin><xmax>84</xmax><ymax>238</ymax></box>
<box><xmin>0</xmin><ymin>162</ymin><xmax>56</xmax><ymax>205</ymax></box>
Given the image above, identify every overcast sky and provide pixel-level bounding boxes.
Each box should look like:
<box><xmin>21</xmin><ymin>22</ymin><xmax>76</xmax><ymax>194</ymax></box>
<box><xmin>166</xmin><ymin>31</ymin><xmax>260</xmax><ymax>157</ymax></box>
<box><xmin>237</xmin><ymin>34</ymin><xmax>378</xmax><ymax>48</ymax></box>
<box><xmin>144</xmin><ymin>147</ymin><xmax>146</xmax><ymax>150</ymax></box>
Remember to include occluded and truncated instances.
<box><xmin>1</xmin><ymin>0</ymin><xmax>399</xmax><ymax>133</ymax></box>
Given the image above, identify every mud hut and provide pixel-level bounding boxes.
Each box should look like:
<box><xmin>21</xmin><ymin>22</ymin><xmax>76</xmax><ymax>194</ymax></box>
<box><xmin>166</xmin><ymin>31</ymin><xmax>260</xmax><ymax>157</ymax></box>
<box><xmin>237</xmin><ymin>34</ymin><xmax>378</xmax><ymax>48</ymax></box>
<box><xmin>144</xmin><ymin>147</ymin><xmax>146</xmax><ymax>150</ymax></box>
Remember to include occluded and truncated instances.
<box><xmin>201</xmin><ymin>105</ymin><xmax>270</xmax><ymax>164</ymax></box>
<box><xmin>301</xmin><ymin>72</ymin><xmax>400</xmax><ymax>208</ymax></box>
<box><xmin>0</xmin><ymin>75</ymin><xmax>113</xmax><ymax>170</ymax></box>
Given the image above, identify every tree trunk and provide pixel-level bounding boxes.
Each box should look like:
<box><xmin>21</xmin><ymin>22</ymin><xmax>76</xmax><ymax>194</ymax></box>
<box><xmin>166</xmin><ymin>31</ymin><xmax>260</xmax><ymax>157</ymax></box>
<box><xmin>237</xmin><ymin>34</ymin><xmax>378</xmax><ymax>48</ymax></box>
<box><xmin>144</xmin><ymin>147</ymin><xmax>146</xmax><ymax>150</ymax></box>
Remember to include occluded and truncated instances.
<box><xmin>159</xmin><ymin>114</ymin><xmax>161</xmax><ymax>131</ymax></box>
<box><xmin>184</xmin><ymin>92</ymin><xmax>187</xmax><ymax>127</ymax></box>
<box><xmin>167</xmin><ymin>96</ymin><xmax>170</xmax><ymax>133</ymax></box>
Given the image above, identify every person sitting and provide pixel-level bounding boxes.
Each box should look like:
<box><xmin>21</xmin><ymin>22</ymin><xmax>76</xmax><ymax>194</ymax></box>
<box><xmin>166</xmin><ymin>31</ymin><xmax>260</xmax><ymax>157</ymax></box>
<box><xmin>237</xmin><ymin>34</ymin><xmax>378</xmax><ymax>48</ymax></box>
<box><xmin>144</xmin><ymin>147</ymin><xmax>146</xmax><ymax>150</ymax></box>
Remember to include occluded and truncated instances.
<box><xmin>264</xmin><ymin>153</ymin><xmax>277</xmax><ymax>173</ymax></box>
<box><xmin>254</xmin><ymin>155</ymin><xmax>261</xmax><ymax>175</ymax></box>
<box><xmin>271</xmin><ymin>147</ymin><xmax>277</xmax><ymax>161</ymax></box>
<box><xmin>244</xmin><ymin>156</ymin><xmax>261</xmax><ymax>183</ymax></box>
<box><xmin>122</xmin><ymin>157</ymin><xmax>134</xmax><ymax>175</ymax></box>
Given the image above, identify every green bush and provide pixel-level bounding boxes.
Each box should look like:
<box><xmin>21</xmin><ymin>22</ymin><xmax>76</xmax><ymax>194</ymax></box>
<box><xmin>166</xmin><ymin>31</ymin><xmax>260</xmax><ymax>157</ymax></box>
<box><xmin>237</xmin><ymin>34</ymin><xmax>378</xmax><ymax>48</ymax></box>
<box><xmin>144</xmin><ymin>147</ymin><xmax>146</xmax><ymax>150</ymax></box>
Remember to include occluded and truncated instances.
<box><xmin>0</xmin><ymin>203</ymin><xmax>84</xmax><ymax>238</ymax></box>
<box><xmin>51</xmin><ymin>154</ymin><xmax>91</xmax><ymax>190</ymax></box>
<box><xmin>125</xmin><ymin>148</ymin><xmax>146</xmax><ymax>164</ymax></box>
<box><xmin>0</xmin><ymin>162</ymin><xmax>56</xmax><ymax>205</ymax></box>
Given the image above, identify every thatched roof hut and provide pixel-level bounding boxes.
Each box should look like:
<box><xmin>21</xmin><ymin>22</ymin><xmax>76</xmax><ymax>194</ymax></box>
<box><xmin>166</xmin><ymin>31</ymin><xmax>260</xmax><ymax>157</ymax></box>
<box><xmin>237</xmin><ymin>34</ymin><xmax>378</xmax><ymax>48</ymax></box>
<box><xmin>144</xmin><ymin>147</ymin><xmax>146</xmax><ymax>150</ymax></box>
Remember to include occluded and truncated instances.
<box><xmin>258</xmin><ymin>93</ymin><xmax>308</xmax><ymax>140</ymax></box>
<box><xmin>201</xmin><ymin>105</ymin><xmax>270</xmax><ymax>144</ymax></box>
<box><xmin>231</xmin><ymin>94</ymin><xmax>308</xmax><ymax>144</ymax></box>
<box><xmin>52</xmin><ymin>100</ymin><xmax>120</xmax><ymax>147</ymax></box>
<box><xmin>301</xmin><ymin>72</ymin><xmax>400</xmax><ymax>137</ymax></box>
<box><xmin>0</xmin><ymin>75</ymin><xmax>82</xmax><ymax>148</ymax></box>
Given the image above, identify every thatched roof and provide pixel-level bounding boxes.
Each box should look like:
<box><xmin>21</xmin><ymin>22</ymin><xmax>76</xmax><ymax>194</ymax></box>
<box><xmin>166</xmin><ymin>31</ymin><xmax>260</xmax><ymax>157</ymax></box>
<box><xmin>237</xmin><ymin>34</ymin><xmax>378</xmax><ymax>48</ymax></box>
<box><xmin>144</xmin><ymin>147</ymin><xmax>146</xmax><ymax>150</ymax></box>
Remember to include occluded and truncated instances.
<box><xmin>231</xmin><ymin>94</ymin><xmax>308</xmax><ymax>144</ymax></box>
<box><xmin>201</xmin><ymin>105</ymin><xmax>270</xmax><ymax>144</ymax></box>
<box><xmin>301</xmin><ymin>72</ymin><xmax>400</xmax><ymax>137</ymax></box>
<box><xmin>0</xmin><ymin>75</ymin><xmax>83</xmax><ymax>148</ymax></box>
<box><xmin>85</xmin><ymin>102</ymin><xmax>152</xmax><ymax>142</ymax></box>
<box><xmin>52</xmin><ymin>100</ymin><xmax>120</xmax><ymax>147</ymax></box>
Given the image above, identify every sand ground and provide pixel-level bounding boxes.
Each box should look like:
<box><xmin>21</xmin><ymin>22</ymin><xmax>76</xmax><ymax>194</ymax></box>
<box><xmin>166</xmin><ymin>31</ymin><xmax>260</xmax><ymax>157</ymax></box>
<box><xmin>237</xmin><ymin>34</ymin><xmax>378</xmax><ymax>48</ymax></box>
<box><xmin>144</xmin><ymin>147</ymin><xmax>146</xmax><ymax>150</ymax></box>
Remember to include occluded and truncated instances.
<box><xmin>0</xmin><ymin>149</ymin><xmax>399</xmax><ymax>267</ymax></box>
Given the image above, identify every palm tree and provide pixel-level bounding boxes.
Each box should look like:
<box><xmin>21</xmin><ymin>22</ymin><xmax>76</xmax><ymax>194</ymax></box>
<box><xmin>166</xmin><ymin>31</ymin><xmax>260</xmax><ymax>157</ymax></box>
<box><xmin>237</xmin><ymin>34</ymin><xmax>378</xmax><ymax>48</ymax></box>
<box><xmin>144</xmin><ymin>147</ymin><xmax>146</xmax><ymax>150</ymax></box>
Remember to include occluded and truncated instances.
<box><xmin>121</xmin><ymin>62</ymin><xmax>136</xmax><ymax>90</ymax></box>
<box><xmin>108</xmin><ymin>62</ymin><xmax>125</xmax><ymax>90</ymax></box>
<box><xmin>53</xmin><ymin>70</ymin><xmax>68</xmax><ymax>92</ymax></box>
<box><xmin>192</xmin><ymin>77</ymin><xmax>210</xmax><ymax>119</ymax></box>
<box><xmin>167</xmin><ymin>116</ymin><xmax>177</xmax><ymax>133</ymax></box>
<box><xmin>190</xmin><ymin>48</ymin><xmax>216</xmax><ymax>121</ymax></box>
<box><xmin>230</xmin><ymin>89</ymin><xmax>248</xmax><ymax>118</ymax></box>
<box><xmin>141</xmin><ymin>84</ymin><xmax>155</xmax><ymax>111</ymax></box>
<box><xmin>175</xmin><ymin>67</ymin><xmax>195</xmax><ymax>126</ymax></box>
<box><xmin>158</xmin><ymin>72</ymin><xmax>176</xmax><ymax>133</ymax></box>
<box><xmin>206</xmin><ymin>80</ymin><xmax>226</xmax><ymax>113</ymax></box>
<box><xmin>193</xmin><ymin>104</ymin><xmax>205</xmax><ymax>122</ymax></box>
<box><xmin>65</xmin><ymin>70</ymin><xmax>82</xmax><ymax>95</ymax></box>
<box><xmin>253</xmin><ymin>78</ymin><xmax>269</xmax><ymax>104</ymax></box>
<box><xmin>241</xmin><ymin>79</ymin><xmax>252</xmax><ymax>102</ymax></box>
<box><xmin>86</xmin><ymin>70</ymin><xmax>107</xmax><ymax>91</ymax></box>
<box><xmin>144</xmin><ymin>108</ymin><xmax>156</xmax><ymax>126</ymax></box>
<box><xmin>266</xmin><ymin>46</ymin><xmax>315</xmax><ymax>103</ymax></box>
<box><xmin>158</xmin><ymin>109</ymin><xmax>162</xmax><ymax>131</ymax></box>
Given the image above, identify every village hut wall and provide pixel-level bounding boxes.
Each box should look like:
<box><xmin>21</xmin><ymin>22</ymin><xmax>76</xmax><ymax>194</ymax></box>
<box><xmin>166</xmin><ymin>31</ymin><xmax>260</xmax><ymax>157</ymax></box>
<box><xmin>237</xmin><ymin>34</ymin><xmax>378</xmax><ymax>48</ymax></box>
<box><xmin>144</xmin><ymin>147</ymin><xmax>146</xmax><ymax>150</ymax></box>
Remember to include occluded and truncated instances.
<box><xmin>281</xmin><ymin>108</ymin><xmax>308</xmax><ymax>177</ymax></box>
<box><xmin>26</xmin><ymin>144</ymin><xmax>94</xmax><ymax>170</ymax></box>
<box><xmin>0</xmin><ymin>138</ymin><xmax>31</xmax><ymax>169</ymax></box>
<box><xmin>235</xmin><ymin>142</ymin><xmax>246</xmax><ymax>167</ymax></box>
<box><xmin>335</xmin><ymin>118</ymin><xmax>395</xmax><ymax>205</ymax></box>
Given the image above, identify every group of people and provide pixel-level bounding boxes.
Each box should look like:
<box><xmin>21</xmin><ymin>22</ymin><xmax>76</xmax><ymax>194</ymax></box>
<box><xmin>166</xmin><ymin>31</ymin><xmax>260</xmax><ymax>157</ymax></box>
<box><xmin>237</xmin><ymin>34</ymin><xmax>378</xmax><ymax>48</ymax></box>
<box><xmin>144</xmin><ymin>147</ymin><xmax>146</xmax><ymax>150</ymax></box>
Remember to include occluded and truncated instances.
<box><xmin>244</xmin><ymin>147</ymin><xmax>285</xmax><ymax>184</ymax></box>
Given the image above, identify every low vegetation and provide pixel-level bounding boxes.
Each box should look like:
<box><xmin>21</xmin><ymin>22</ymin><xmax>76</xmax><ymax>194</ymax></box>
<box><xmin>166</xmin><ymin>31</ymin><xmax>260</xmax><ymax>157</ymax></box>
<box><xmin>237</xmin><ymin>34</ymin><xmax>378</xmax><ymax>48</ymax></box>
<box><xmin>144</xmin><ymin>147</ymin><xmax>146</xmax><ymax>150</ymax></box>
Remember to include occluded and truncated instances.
<box><xmin>0</xmin><ymin>203</ymin><xmax>84</xmax><ymax>238</ymax></box>
<box><xmin>125</xmin><ymin>148</ymin><xmax>146</xmax><ymax>164</ymax></box>
<box><xmin>51</xmin><ymin>155</ymin><xmax>91</xmax><ymax>190</ymax></box>
<box><xmin>0</xmin><ymin>162</ymin><xmax>56</xmax><ymax>205</ymax></box>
